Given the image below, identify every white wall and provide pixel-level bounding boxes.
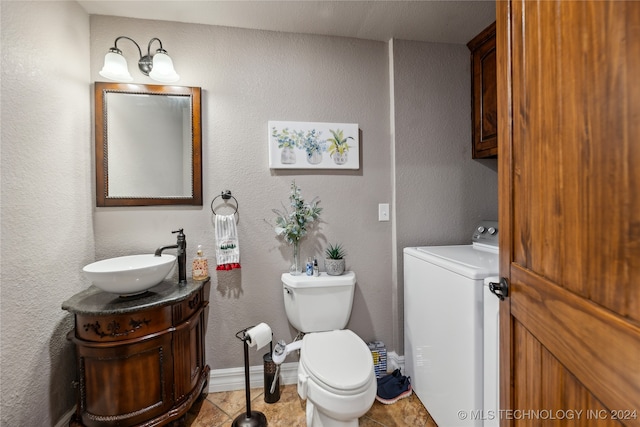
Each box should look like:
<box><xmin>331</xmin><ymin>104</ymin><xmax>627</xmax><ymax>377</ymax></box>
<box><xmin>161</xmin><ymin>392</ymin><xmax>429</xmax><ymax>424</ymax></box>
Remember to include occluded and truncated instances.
<box><xmin>0</xmin><ymin>1</ymin><xmax>93</xmax><ymax>425</ymax></box>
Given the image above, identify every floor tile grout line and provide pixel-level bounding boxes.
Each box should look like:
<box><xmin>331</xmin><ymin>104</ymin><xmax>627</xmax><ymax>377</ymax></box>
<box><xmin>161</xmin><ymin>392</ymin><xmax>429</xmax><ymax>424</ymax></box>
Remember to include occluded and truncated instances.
<box><xmin>209</xmin><ymin>390</ymin><xmax>275</xmax><ymax>421</ymax></box>
<box><xmin>362</xmin><ymin>415</ymin><xmax>388</xmax><ymax>426</ymax></box>
<box><xmin>207</xmin><ymin>399</ymin><xmax>235</xmax><ymax>420</ymax></box>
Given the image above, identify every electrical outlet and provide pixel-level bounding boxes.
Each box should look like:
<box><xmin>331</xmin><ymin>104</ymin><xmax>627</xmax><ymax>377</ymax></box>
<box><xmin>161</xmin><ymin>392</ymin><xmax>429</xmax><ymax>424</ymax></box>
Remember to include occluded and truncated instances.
<box><xmin>378</xmin><ymin>203</ymin><xmax>390</xmax><ymax>221</ymax></box>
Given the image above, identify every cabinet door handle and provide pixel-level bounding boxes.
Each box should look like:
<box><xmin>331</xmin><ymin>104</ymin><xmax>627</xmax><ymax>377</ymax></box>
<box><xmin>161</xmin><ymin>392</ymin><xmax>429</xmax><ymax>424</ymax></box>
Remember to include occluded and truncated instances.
<box><xmin>488</xmin><ymin>277</ymin><xmax>509</xmax><ymax>301</ymax></box>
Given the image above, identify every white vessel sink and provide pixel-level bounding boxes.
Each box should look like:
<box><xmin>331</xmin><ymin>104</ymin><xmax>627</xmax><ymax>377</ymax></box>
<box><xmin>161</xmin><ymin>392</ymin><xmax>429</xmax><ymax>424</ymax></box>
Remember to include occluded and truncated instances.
<box><xmin>83</xmin><ymin>254</ymin><xmax>176</xmax><ymax>296</ymax></box>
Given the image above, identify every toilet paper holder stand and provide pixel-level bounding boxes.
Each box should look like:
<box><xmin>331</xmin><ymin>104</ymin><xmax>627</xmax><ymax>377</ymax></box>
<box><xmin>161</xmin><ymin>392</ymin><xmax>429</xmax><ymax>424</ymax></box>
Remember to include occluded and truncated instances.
<box><xmin>232</xmin><ymin>326</ymin><xmax>269</xmax><ymax>427</ymax></box>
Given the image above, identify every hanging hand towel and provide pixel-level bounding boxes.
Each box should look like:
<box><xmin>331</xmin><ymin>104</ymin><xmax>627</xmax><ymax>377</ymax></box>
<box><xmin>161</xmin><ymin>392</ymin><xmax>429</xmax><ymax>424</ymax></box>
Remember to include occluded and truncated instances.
<box><xmin>215</xmin><ymin>213</ymin><xmax>241</xmax><ymax>270</ymax></box>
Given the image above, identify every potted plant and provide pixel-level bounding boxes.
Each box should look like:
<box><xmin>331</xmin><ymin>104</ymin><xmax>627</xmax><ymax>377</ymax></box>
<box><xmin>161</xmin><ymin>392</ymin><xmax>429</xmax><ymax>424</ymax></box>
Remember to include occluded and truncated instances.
<box><xmin>327</xmin><ymin>129</ymin><xmax>354</xmax><ymax>165</ymax></box>
<box><xmin>296</xmin><ymin>129</ymin><xmax>326</xmax><ymax>165</ymax></box>
<box><xmin>272</xmin><ymin>127</ymin><xmax>297</xmax><ymax>164</ymax></box>
<box><xmin>324</xmin><ymin>243</ymin><xmax>346</xmax><ymax>276</ymax></box>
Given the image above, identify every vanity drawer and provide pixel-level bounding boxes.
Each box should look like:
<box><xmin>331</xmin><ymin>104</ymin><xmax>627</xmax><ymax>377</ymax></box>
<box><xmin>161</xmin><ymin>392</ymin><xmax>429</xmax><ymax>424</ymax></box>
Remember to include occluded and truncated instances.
<box><xmin>75</xmin><ymin>306</ymin><xmax>172</xmax><ymax>342</ymax></box>
<box><xmin>173</xmin><ymin>288</ymin><xmax>204</xmax><ymax>324</ymax></box>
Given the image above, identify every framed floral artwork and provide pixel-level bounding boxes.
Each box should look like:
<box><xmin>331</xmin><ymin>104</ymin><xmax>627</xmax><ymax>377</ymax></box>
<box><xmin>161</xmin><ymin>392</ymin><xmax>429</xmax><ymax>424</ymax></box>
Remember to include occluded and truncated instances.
<box><xmin>268</xmin><ymin>121</ymin><xmax>359</xmax><ymax>169</ymax></box>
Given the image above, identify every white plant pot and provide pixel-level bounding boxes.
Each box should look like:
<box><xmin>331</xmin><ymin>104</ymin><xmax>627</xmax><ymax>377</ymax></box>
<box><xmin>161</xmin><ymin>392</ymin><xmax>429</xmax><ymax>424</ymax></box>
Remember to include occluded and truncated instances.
<box><xmin>324</xmin><ymin>258</ymin><xmax>345</xmax><ymax>276</ymax></box>
<box><xmin>307</xmin><ymin>150</ymin><xmax>322</xmax><ymax>165</ymax></box>
<box><xmin>332</xmin><ymin>151</ymin><xmax>348</xmax><ymax>165</ymax></box>
<box><xmin>281</xmin><ymin>147</ymin><xmax>296</xmax><ymax>164</ymax></box>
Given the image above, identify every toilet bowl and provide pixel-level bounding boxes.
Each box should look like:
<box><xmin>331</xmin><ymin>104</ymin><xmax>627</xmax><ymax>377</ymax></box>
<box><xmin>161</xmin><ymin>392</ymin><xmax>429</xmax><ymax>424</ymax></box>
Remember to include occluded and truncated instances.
<box><xmin>281</xmin><ymin>272</ymin><xmax>377</xmax><ymax>426</ymax></box>
<box><xmin>298</xmin><ymin>330</ymin><xmax>377</xmax><ymax>426</ymax></box>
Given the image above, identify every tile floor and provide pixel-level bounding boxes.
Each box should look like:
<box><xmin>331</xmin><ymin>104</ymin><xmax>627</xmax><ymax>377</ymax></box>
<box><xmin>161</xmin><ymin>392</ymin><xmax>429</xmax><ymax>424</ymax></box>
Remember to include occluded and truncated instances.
<box><xmin>183</xmin><ymin>384</ymin><xmax>438</xmax><ymax>427</ymax></box>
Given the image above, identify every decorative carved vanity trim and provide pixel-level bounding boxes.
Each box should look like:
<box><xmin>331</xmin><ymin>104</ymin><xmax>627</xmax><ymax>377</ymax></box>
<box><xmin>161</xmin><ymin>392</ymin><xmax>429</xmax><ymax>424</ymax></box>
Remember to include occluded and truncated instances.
<box><xmin>82</xmin><ymin>317</ymin><xmax>151</xmax><ymax>338</ymax></box>
<box><xmin>188</xmin><ymin>293</ymin><xmax>200</xmax><ymax>309</ymax></box>
<box><xmin>75</xmin><ymin>306</ymin><xmax>172</xmax><ymax>342</ymax></box>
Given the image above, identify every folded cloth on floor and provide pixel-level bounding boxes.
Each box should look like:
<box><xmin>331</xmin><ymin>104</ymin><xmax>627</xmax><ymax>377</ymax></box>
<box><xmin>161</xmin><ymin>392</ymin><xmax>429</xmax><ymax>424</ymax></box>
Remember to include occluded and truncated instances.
<box><xmin>214</xmin><ymin>213</ymin><xmax>241</xmax><ymax>270</ymax></box>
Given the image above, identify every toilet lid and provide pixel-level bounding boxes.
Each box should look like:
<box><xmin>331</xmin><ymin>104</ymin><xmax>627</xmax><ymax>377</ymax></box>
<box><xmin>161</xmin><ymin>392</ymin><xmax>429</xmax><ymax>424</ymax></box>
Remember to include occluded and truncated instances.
<box><xmin>301</xmin><ymin>329</ymin><xmax>374</xmax><ymax>393</ymax></box>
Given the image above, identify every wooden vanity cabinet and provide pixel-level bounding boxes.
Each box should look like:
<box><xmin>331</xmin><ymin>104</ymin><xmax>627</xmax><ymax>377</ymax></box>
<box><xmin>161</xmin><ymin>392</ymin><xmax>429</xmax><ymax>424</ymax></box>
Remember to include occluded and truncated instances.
<box><xmin>171</xmin><ymin>292</ymin><xmax>207</xmax><ymax>404</ymax></box>
<box><xmin>468</xmin><ymin>21</ymin><xmax>497</xmax><ymax>158</ymax></box>
<box><xmin>63</xmin><ymin>280</ymin><xmax>210</xmax><ymax>427</ymax></box>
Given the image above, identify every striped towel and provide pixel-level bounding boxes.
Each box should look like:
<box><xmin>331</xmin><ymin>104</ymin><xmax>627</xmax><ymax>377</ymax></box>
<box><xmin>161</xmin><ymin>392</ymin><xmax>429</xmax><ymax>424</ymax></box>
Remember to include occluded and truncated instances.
<box><xmin>214</xmin><ymin>214</ymin><xmax>241</xmax><ymax>270</ymax></box>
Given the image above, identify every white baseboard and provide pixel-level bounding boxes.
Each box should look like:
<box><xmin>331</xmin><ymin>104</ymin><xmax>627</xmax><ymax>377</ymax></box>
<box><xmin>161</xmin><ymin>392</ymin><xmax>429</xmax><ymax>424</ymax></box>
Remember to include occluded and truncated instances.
<box><xmin>386</xmin><ymin>351</ymin><xmax>405</xmax><ymax>373</ymax></box>
<box><xmin>207</xmin><ymin>361</ymin><xmax>300</xmax><ymax>393</ymax></box>
<box><xmin>207</xmin><ymin>351</ymin><xmax>405</xmax><ymax>393</ymax></box>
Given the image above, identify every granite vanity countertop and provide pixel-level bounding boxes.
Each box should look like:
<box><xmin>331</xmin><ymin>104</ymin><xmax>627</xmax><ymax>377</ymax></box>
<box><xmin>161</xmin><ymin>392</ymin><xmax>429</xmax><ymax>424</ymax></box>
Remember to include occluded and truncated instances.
<box><xmin>61</xmin><ymin>278</ymin><xmax>209</xmax><ymax>315</ymax></box>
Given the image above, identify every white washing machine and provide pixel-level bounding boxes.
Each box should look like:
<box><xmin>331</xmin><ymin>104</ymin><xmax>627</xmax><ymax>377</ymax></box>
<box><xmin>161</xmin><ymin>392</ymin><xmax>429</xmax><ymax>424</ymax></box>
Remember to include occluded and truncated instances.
<box><xmin>404</xmin><ymin>221</ymin><xmax>500</xmax><ymax>427</ymax></box>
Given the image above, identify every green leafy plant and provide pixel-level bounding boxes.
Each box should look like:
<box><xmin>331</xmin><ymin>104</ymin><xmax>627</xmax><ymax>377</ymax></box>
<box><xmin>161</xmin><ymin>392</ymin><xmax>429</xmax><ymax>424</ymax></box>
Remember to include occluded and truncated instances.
<box><xmin>325</xmin><ymin>243</ymin><xmax>346</xmax><ymax>260</ymax></box>
<box><xmin>272</xmin><ymin>127</ymin><xmax>297</xmax><ymax>149</ymax></box>
<box><xmin>273</xmin><ymin>181</ymin><xmax>322</xmax><ymax>245</ymax></box>
<box><xmin>272</xmin><ymin>127</ymin><xmax>327</xmax><ymax>154</ymax></box>
<box><xmin>327</xmin><ymin>129</ymin><xmax>353</xmax><ymax>157</ymax></box>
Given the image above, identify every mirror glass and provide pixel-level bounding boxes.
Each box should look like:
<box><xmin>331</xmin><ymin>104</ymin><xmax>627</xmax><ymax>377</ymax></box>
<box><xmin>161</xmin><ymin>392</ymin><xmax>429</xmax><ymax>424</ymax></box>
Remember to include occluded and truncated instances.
<box><xmin>95</xmin><ymin>82</ymin><xmax>202</xmax><ymax>206</ymax></box>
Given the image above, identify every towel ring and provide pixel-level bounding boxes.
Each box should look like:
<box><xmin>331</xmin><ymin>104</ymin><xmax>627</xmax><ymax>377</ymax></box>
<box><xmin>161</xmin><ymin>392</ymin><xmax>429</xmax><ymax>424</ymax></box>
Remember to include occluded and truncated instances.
<box><xmin>211</xmin><ymin>190</ymin><xmax>238</xmax><ymax>215</ymax></box>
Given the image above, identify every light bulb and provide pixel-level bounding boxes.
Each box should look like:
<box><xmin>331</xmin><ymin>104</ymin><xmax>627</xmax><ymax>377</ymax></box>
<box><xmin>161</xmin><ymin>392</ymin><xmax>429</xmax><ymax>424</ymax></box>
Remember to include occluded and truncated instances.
<box><xmin>99</xmin><ymin>51</ymin><xmax>133</xmax><ymax>82</ymax></box>
<box><xmin>149</xmin><ymin>51</ymin><xmax>180</xmax><ymax>83</ymax></box>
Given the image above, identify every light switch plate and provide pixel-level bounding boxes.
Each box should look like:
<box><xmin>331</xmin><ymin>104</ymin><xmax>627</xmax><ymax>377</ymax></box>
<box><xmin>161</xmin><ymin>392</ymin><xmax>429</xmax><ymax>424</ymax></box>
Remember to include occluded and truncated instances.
<box><xmin>378</xmin><ymin>203</ymin><xmax>390</xmax><ymax>221</ymax></box>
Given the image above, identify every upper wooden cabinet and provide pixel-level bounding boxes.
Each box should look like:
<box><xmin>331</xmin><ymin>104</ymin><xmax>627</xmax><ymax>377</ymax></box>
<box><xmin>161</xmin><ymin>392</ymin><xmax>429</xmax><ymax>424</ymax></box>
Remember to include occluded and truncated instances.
<box><xmin>468</xmin><ymin>22</ymin><xmax>497</xmax><ymax>158</ymax></box>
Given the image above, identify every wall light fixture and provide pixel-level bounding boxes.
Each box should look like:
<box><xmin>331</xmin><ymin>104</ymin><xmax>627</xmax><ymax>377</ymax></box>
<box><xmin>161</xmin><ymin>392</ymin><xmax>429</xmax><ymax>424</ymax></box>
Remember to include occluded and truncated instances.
<box><xmin>99</xmin><ymin>36</ymin><xmax>180</xmax><ymax>83</ymax></box>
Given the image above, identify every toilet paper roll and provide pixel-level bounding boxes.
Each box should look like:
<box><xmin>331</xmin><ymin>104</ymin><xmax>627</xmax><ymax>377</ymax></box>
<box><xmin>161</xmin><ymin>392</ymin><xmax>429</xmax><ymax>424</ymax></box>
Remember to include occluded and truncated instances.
<box><xmin>246</xmin><ymin>322</ymin><xmax>272</xmax><ymax>351</ymax></box>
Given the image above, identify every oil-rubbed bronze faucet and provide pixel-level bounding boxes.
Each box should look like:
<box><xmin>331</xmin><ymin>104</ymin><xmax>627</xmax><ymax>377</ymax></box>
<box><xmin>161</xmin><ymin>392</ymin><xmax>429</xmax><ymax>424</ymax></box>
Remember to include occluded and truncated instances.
<box><xmin>155</xmin><ymin>228</ymin><xmax>187</xmax><ymax>285</ymax></box>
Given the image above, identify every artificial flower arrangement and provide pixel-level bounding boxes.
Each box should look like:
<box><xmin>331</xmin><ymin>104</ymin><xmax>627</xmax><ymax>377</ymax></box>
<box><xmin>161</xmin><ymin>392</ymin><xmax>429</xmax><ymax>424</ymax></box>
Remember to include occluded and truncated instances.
<box><xmin>272</xmin><ymin>181</ymin><xmax>322</xmax><ymax>274</ymax></box>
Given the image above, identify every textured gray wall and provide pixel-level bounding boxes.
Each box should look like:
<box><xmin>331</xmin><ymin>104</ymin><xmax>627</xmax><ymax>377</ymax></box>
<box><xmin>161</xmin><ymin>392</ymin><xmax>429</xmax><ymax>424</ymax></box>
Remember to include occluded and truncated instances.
<box><xmin>90</xmin><ymin>16</ymin><xmax>394</xmax><ymax>370</ymax></box>
<box><xmin>391</xmin><ymin>39</ymin><xmax>498</xmax><ymax>352</ymax></box>
<box><xmin>0</xmin><ymin>6</ymin><xmax>497</xmax><ymax>425</ymax></box>
<box><xmin>1</xmin><ymin>1</ymin><xmax>93</xmax><ymax>425</ymax></box>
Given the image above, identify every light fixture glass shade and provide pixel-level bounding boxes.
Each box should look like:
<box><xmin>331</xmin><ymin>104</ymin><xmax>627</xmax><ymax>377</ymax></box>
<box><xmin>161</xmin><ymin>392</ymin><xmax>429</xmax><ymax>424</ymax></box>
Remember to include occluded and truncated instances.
<box><xmin>99</xmin><ymin>51</ymin><xmax>134</xmax><ymax>82</ymax></box>
<box><xmin>149</xmin><ymin>52</ymin><xmax>180</xmax><ymax>83</ymax></box>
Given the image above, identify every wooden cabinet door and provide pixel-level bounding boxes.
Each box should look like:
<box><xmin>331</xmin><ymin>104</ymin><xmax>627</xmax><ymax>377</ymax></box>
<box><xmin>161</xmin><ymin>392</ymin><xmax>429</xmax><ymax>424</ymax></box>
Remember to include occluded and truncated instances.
<box><xmin>173</xmin><ymin>306</ymin><xmax>206</xmax><ymax>403</ymax></box>
<box><xmin>498</xmin><ymin>1</ymin><xmax>640</xmax><ymax>426</ymax></box>
<box><xmin>77</xmin><ymin>334</ymin><xmax>174</xmax><ymax>427</ymax></box>
<box><xmin>469</xmin><ymin>22</ymin><xmax>497</xmax><ymax>158</ymax></box>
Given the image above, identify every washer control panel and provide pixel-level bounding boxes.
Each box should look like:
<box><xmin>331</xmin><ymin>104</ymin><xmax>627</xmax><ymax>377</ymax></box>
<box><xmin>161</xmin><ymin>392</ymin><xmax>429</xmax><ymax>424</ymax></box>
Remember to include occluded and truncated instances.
<box><xmin>472</xmin><ymin>220</ymin><xmax>499</xmax><ymax>247</ymax></box>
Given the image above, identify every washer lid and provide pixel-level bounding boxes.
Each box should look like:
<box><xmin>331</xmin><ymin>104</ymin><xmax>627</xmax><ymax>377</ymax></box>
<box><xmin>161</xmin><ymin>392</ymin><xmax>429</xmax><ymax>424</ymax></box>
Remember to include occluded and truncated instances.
<box><xmin>301</xmin><ymin>329</ymin><xmax>374</xmax><ymax>394</ymax></box>
<box><xmin>409</xmin><ymin>245</ymin><xmax>499</xmax><ymax>279</ymax></box>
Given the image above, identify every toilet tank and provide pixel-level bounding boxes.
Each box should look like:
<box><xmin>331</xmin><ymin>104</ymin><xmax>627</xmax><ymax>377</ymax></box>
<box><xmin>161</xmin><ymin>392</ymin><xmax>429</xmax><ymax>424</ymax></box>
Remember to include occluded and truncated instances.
<box><xmin>282</xmin><ymin>271</ymin><xmax>356</xmax><ymax>333</ymax></box>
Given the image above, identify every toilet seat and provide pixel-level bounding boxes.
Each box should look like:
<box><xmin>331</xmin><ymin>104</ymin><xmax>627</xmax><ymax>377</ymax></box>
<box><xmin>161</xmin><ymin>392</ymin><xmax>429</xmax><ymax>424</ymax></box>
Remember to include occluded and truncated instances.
<box><xmin>301</xmin><ymin>329</ymin><xmax>375</xmax><ymax>396</ymax></box>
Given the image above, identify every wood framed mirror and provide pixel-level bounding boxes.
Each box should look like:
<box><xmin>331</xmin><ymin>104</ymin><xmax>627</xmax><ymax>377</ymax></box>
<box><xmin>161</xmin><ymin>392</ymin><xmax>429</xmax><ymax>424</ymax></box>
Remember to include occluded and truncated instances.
<box><xmin>94</xmin><ymin>82</ymin><xmax>202</xmax><ymax>206</ymax></box>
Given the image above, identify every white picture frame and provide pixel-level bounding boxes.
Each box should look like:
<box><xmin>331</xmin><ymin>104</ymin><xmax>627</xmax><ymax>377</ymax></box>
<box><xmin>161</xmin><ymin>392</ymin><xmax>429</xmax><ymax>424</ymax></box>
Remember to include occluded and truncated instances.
<box><xmin>268</xmin><ymin>121</ymin><xmax>359</xmax><ymax>169</ymax></box>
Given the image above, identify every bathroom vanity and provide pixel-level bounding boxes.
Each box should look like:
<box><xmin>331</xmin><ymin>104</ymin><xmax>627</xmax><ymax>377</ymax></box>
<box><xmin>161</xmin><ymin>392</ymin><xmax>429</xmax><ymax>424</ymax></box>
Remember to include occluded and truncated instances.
<box><xmin>62</xmin><ymin>279</ymin><xmax>210</xmax><ymax>427</ymax></box>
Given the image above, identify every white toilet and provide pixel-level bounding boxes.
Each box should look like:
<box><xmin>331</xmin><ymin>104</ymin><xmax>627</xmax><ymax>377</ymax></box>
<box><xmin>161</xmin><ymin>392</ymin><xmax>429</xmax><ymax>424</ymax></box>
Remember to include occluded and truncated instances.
<box><xmin>281</xmin><ymin>271</ymin><xmax>377</xmax><ymax>427</ymax></box>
